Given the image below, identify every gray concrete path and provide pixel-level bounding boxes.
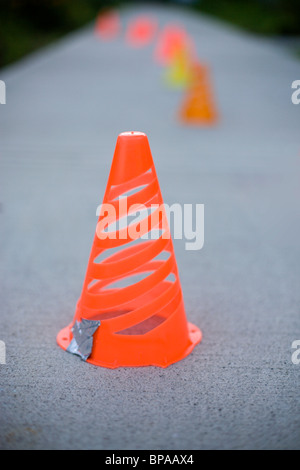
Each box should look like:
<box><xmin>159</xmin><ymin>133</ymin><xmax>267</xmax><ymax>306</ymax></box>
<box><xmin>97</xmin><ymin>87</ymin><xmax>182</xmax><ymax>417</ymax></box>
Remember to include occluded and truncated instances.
<box><xmin>0</xmin><ymin>4</ymin><xmax>300</xmax><ymax>450</ymax></box>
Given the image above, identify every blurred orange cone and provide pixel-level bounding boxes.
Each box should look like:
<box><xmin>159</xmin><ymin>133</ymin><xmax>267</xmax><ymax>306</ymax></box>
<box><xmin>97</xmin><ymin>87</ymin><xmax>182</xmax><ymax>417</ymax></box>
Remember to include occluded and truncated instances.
<box><xmin>57</xmin><ymin>131</ymin><xmax>202</xmax><ymax>368</ymax></box>
<box><xmin>154</xmin><ymin>24</ymin><xmax>190</xmax><ymax>65</ymax></box>
<box><xmin>95</xmin><ymin>10</ymin><xmax>120</xmax><ymax>40</ymax></box>
<box><xmin>179</xmin><ymin>63</ymin><xmax>218</xmax><ymax>125</ymax></box>
<box><xmin>126</xmin><ymin>16</ymin><xmax>157</xmax><ymax>47</ymax></box>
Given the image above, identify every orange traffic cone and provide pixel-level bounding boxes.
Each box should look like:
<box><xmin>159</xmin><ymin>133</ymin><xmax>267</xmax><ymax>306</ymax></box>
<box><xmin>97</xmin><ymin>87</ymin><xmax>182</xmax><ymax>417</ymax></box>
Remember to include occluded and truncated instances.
<box><xmin>57</xmin><ymin>132</ymin><xmax>202</xmax><ymax>368</ymax></box>
<box><xmin>94</xmin><ymin>10</ymin><xmax>120</xmax><ymax>40</ymax></box>
<box><xmin>126</xmin><ymin>16</ymin><xmax>158</xmax><ymax>48</ymax></box>
<box><xmin>154</xmin><ymin>24</ymin><xmax>189</xmax><ymax>65</ymax></box>
<box><xmin>179</xmin><ymin>63</ymin><xmax>218</xmax><ymax>125</ymax></box>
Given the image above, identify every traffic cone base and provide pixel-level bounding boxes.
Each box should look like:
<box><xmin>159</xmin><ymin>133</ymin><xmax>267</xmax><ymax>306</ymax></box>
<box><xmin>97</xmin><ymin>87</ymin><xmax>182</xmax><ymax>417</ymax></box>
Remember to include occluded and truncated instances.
<box><xmin>180</xmin><ymin>100</ymin><xmax>218</xmax><ymax>124</ymax></box>
<box><xmin>57</xmin><ymin>316</ymin><xmax>201</xmax><ymax>369</ymax></box>
<box><xmin>57</xmin><ymin>132</ymin><xmax>202</xmax><ymax>368</ymax></box>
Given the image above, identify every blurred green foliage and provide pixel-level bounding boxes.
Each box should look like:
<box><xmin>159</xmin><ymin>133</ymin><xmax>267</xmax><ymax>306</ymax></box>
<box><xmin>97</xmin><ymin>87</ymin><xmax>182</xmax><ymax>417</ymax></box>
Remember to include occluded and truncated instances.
<box><xmin>0</xmin><ymin>0</ymin><xmax>299</xmax><ymax>68</ymax></box>
<box><xmin>194</xmin><ymin>0</ymin><xmax>300</xmax><ymax>35</ymax></box>
<box><xmin>0</xmin><ymin>0</ymin><xmax>118</xmax><ymax>68</ymax></box>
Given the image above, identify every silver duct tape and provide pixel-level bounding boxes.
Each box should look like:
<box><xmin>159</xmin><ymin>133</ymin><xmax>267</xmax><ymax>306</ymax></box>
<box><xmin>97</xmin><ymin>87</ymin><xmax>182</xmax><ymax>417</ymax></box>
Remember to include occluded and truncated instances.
<box><xmin>67</xmin><ymin>318</ymin><xmax>101</xmax><ymax>361</ymax></box>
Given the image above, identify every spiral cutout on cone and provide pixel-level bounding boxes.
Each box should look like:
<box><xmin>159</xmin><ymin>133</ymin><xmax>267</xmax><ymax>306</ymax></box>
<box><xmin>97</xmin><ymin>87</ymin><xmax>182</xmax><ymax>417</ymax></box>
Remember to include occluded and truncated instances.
<box><xmin>79</xmin><ymin>164</ymin><xmax>179</xmax><ymax>336</ymax></box>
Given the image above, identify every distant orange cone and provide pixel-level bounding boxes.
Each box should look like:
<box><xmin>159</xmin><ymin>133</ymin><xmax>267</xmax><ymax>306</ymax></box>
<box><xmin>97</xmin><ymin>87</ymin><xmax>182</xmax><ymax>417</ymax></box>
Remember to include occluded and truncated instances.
<box><xmin>179</xmin><ymin>63</ymin><xmax>218</xmax><ymax>125</ymax></box>
<box><xmin>57</xmin><ymin>132</ymin><xmax>202</xmax><ymax>368</ymax></box>
<box><xmin>154</xmin><ymin>24</ymin><xmax>189</xmax><ymax>65</ymax></box>
<box><xmin>126</xmin><ymin>16</ymin><xmax>157</xmax><ymax>48</ymax></box>
<box><xmin>95</xmin><ymin>10</ymin><xmax>120</xmax><ymax>40</ymax></box>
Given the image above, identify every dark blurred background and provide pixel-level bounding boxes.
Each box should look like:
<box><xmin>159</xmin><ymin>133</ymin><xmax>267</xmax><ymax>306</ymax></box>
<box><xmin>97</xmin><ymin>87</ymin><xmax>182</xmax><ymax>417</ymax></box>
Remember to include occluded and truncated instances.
<box><xmin>0</xmin><ymin>0</ymin><xmax>300</xmax><ymax>68</ymax></box>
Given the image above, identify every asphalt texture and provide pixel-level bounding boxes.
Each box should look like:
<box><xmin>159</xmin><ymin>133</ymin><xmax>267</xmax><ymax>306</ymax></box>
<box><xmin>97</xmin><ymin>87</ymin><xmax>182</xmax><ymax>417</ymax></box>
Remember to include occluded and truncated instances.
<box><xmin>0</xmin><ymin>4</ymin><xmax>300</xmax><ymax>450</ymax></box>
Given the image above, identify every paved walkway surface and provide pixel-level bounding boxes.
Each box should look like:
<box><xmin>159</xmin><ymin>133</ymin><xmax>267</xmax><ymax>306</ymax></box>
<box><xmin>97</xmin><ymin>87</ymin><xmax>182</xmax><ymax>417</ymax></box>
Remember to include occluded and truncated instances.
<box><xmin>0</xmin><ymin>4</ymin><xmax>300</xmax><ymax>450</ymax></box>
